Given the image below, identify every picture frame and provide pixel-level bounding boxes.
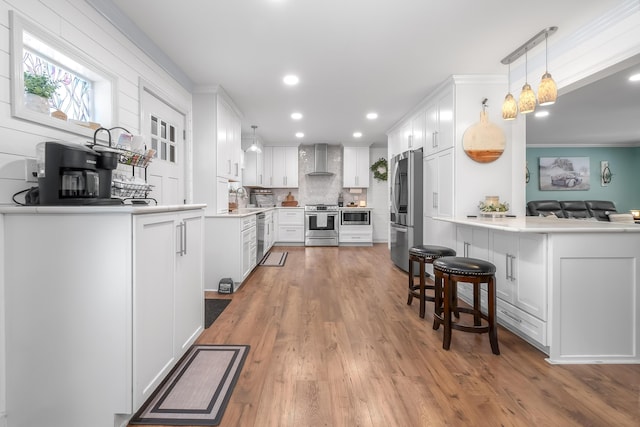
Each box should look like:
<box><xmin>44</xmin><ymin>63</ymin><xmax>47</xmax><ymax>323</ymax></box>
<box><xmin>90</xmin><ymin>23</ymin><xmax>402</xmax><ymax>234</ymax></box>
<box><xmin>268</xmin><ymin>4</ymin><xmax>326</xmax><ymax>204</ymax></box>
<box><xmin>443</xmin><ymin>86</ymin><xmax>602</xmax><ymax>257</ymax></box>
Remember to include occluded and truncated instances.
<box><xmin>538</xmin><ymin>157</ymin><xmax>590</xmax><ymax>191</ymax></box>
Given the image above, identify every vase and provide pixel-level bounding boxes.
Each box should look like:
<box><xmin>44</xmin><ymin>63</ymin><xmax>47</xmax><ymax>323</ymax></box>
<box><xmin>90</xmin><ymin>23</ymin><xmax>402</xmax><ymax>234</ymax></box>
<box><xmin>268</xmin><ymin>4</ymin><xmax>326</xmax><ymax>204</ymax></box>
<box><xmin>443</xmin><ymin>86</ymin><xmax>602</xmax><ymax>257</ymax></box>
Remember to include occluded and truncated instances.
<box><xmin>24</xmin><ymin>93</ymin><xmax>50</xmax><ymax>114</ymax></box>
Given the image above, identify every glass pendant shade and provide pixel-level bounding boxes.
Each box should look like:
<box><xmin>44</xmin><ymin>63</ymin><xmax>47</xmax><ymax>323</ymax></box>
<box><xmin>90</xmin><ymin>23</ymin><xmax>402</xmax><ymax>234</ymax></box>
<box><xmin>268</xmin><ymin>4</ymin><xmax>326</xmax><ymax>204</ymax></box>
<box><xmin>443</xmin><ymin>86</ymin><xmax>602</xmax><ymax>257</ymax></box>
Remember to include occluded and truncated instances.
<box><xmin>538</xmin><ymin>72</ymin><xmax>557</xmax><ymax>105</ymax></box>
<box><xmin>518</xmin><ymin>83</ymin><xmax>536</xmax><ymax>114</ymax></box>
<box><xmin>502</xmin><ymin>93</ymin><xmax>518</xmax><ymax>120</ymax></box>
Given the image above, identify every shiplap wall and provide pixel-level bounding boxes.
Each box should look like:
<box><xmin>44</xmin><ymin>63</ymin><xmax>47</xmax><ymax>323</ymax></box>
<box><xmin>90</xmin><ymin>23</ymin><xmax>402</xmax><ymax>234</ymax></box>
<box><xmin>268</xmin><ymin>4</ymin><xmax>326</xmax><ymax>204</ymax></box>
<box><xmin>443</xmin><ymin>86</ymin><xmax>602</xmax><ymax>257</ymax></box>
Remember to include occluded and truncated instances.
<box><xmin>0</xmin><ymin>1</ymin><xmax>192</xmax><ymax>424</ymax></box>
<box><xmin>0</xmin><ymin>0</ymin><xmax>192</xmax><ymax>205</ymax></box>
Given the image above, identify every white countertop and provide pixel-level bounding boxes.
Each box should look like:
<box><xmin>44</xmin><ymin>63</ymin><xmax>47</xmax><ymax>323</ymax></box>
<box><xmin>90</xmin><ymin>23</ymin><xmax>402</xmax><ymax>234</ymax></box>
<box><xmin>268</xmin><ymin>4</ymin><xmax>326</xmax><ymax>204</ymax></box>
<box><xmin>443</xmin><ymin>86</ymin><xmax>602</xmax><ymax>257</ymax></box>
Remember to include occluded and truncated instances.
<box><xmin>0</xmin><ymin>203</ymin><xmax>206</xmax><ymax>215</ymax></box>
<box><xmin>339</xmin><ymin>206</ymin><xmax>372</xmax><ymax>210</ymax></box>
<box><xmin>436</xmin><ymin>215</ymin><xmax>640</xmax><ymax>233</ymax></box>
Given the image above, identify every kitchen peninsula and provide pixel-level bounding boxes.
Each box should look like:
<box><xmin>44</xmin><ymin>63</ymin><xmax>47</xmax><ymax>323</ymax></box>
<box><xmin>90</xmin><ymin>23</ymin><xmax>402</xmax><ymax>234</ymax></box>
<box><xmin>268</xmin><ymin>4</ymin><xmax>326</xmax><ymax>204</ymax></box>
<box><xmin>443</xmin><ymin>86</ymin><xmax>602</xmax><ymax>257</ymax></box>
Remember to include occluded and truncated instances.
<box><xmin>435</xmin><ymin>215</ymin><xmax>640</xmax><ymax>364</ymax></box>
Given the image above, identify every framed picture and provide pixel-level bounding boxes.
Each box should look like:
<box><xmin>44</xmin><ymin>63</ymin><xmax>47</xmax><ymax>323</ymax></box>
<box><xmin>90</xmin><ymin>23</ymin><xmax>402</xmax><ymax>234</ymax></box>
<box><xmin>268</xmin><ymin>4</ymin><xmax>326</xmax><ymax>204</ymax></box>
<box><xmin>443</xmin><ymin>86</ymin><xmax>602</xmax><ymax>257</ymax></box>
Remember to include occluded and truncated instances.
<box><xmin>538</xmin><ymin>157</ymin><xmax>590</xmax><ymax>191</ymax></box>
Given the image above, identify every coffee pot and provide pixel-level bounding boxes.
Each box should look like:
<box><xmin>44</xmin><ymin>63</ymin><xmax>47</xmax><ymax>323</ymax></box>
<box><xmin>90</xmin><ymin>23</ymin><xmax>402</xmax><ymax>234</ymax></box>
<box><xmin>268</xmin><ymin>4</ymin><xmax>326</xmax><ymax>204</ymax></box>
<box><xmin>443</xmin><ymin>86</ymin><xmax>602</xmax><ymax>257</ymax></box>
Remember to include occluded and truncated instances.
<box><xmin>35</xmin><ymin>141</ymin><xmax>120</xmax><ymax>205</ymax></box>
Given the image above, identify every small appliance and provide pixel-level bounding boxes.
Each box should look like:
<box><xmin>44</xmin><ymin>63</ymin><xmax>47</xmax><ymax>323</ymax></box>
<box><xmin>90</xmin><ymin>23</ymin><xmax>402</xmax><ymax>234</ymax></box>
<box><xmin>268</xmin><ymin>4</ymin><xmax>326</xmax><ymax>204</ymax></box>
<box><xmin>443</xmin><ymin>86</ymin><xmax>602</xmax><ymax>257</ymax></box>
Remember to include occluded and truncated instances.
<box><xmin>218</xmin><ymin>278</ymin><xmax>234</xmax><ymax>294</ymax></box>
<box><xmin>35</xmin><ymin>141</ymin><xmax>120</xmax><ymax>205</ymax></box>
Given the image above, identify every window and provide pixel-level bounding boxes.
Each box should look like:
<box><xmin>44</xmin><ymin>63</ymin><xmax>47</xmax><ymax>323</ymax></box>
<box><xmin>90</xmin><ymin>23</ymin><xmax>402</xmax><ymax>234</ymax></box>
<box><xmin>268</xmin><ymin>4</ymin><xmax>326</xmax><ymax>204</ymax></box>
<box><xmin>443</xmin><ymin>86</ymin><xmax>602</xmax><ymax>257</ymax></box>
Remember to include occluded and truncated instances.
<box><xmin>150</xmin><ymin>115</ymin><xmax>177</xmax><ymax>163</ymax></box>
<box><xmin>9</xmin><ymin>11</ymin><xmax>117</xmax><ymax>137</ymax></box>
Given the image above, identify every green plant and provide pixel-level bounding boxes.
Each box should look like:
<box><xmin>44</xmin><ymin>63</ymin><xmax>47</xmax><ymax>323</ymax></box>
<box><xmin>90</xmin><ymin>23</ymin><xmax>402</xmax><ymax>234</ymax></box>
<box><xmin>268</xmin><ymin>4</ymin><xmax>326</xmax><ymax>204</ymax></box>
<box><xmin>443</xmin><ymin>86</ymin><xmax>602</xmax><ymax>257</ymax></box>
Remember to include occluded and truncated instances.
<box><xmin>370</xmin><ymin>157</ymin><xmax>388</xmax><ymax>181</ymax></box>
<box><xmin>24</xmin><ymin>72</ymin><xmax>59</xmax><ymax>98</ymax></box>
<box><xmin>478</xmin><ymin>200</ymin><xmax>509</xmax><ymax>212</ymax></box>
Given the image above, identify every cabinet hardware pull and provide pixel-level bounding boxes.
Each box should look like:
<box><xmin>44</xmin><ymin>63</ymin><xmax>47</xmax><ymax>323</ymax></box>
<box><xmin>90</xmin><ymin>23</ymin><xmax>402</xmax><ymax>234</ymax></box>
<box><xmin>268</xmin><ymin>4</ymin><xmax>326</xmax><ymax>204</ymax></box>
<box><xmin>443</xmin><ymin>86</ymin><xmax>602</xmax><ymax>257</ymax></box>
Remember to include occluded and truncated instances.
<box><xmin>176</xmin><ymin>222</ymin><xmax>184</xmax><ymax>256</ymax></box>
<box><xmin>183</xmin><ymin>220</ymin><xmax>188</xmax><ymax>256</ymax></box>
<box><xmin>500</xmin><ymin>309</ymin><xmax>523</xmax><ymax>323</ymax></box>
<box><xmin>433</xmin><ymin>131</ymin><xmax>439</xmax><ymax>148</ymax></box>
<box><xmin>509</xmin><ymin>254</ymin><xmax>515</xmax><ymax>281</ymax></box>
<box><xmin>505</xmin><ymin>254</ymin><xmax>510</xmax><ymax>280</ymax></box>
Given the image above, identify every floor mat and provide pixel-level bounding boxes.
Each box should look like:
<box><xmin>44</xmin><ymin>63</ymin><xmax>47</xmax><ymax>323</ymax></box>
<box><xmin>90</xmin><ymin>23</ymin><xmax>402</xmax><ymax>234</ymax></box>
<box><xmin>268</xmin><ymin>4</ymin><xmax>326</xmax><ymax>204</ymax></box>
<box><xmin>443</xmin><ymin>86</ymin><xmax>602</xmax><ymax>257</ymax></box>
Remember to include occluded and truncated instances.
<box><xmin>258</xmin><ymin>251</ymin><xmax>288</xmax><ymax>267</ymax></box>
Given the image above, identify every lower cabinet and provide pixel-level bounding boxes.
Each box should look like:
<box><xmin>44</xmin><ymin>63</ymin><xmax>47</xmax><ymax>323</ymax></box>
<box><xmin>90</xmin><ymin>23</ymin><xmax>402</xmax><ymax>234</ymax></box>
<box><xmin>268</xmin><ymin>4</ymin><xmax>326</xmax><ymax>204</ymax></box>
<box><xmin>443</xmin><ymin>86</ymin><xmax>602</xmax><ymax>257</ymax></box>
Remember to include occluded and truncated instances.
<box><xmin>2</xmin><ymin>207</ymin><xmax>204</xmax><ymax>427</ymax></box>
<box><xmin>133</xmin><ymin>210</ymin><xmax>204</xmax><ymax>409</ymax></box>
<box><xmin>204</xmin><ymin>214</ymin><xmax>257</xmax><ymax>291</ymax></box>
<box><xmin>339</xmin><ymin>224</ymin><xmax>373</xmax><ymax>245</ymax></box>
<box><xmin>276</xmin><ymin>208</ymin><xmax>305</xmax><ymax>243</ymax></box>
<box><xmin>454</xmin><ymin>225</ymin><xmax>548</xmax><ymax>349</ymax></box>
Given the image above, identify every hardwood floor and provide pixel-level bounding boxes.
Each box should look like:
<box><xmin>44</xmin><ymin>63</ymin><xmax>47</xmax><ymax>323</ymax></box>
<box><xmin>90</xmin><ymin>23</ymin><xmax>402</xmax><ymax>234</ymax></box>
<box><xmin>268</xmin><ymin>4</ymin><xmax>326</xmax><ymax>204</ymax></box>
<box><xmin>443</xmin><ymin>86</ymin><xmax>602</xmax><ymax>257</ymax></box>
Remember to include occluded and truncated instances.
<box><xmin>147</xmin><ymin>244</ymin><xmax>639</xmax><ymax>426</ymax></box>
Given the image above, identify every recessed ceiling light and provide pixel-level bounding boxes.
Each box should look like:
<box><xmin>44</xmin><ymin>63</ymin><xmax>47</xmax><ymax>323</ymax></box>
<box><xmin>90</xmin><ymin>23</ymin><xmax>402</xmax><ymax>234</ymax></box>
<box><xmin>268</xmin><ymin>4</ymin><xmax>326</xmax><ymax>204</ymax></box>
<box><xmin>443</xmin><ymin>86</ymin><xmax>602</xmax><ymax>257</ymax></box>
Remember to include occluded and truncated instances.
<box><xmin>366</xmin><ymin>112</ymin><xmax>378</xmax><ymax>120</ymax></box>
<box><xmin>629</xmin><ymin>73</ymin><xmax>640</xmax><ymax>82</ymax></box>
<box><xmin>283</xmin><ymin>75</ymin><xmax>299</xmax><ymax>85</ymax></box>
<box><xmin>353</xmin><ymin>132</ymin><xmax>362</xmax><ymax>138</ymax></box>
<box><xmin>291</xmin><ymin>112</ymin><xmax>303</xmax><ymax>120</ymax></box>
<box><xmin>295</xmin><ymin>132</ymin><xmax>304</xmax><ymax>138</ymax></box>
<box><xmin>535</xmin><ymin>110</ymin><xmax>550</xmax><ymax>118</ymax></box>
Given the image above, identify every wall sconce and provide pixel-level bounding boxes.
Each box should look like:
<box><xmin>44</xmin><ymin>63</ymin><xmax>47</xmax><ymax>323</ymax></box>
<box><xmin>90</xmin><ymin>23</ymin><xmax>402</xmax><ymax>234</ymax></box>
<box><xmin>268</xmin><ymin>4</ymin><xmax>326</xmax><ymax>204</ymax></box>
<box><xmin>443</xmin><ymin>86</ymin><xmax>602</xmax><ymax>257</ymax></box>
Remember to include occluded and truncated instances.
<box><xmin>600</xmin><ymin>160</ymin><xmax>612</xmax><ymax>186</ymax></box>
<box><xmin>501</xmin><ymin>27</ymin><xmax>558</xmax><ymax>120</ymax></box>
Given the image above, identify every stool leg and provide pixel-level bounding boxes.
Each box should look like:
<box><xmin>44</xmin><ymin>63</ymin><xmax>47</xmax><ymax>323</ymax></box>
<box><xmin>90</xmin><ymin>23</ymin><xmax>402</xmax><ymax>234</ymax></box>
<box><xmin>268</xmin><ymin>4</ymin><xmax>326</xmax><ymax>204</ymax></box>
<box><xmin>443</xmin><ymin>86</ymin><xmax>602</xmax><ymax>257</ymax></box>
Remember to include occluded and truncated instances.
<box><xmin>432</xmin><ymin>271</ymin><xmax>442</xmax><ymax>330</ymax></box>
<box><xmin>451</xmin><ymin>280</ymin><xmax>460</xmax><ymax>319</ymax></box>
<box><xmin>407</xmin><ymin>256</ymin><xmax>414</xmax><ymax>306</ymax></box>
<box><xmin>473</xmin><ymin>282</ymin><xmax>481</xmax><ymax>327</ymax></box>
<box><xmin>488</xmin><ymin>276</ymin><xmax>500</xmax><ymax>355</ymax></box>
<box><xmin>442</xmin><ymin>276</ymin><xmax>453</xmax><ymax>350</ymax></box>
<box><xmin>419</xmin><ymin>259</ymin><xmax>426</xmax><ymax>318</ymax></box>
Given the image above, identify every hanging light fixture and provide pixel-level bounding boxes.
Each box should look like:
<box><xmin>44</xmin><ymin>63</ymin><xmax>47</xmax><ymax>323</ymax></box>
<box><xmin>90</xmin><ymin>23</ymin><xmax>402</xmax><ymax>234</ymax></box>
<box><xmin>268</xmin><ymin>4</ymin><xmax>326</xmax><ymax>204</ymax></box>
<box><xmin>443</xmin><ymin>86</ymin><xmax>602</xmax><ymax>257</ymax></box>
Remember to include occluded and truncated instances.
<box><xmin>537</xmin><ymin>31</ymin><xmax>557</xmax><ymax>106</ymax></box>
<box><xmin>502</xmin><ymin>62</ymin><xmax>518</xmax><ymax>120</ymax></box>
<box><xmin>247</xmin><ymin>125</ymin><xmax>261</xmax><ymax>153</ymax></box>
<box><xmin>500</xmin><ymin>27</ymin><xmax>557</xmax><ymax>120</ymax></box>
<box><xmin>518</xmin><ymin>49</ymin><xmax>536</xmax><ymax>114</ymax></box>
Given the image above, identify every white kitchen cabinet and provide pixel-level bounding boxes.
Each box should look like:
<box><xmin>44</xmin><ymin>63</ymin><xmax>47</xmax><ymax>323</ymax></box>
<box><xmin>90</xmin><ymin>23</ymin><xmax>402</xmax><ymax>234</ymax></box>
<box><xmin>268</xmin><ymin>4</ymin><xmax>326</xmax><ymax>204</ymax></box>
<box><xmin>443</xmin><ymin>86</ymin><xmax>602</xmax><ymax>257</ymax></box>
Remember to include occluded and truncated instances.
<box><xmin>343</xmin><ymin>146</ymin><xmax>370</xmax><ymax>188</ymax></box>
<box><xmin>133</xmin><ymin>210</ymin><xmax>204</xmax><ymax>408</ymax></box>
<box><xmin>263</xmin><ymin>146</ymin><xmax>274</xmax><ymax>187</ymax></box>
<box><xmin>410</xmin><ymin>111</ymin><xmax>426</xmax><ymax>150</ymax></box>
<box><xmin>193</xmin><ymin>88</ymin><xmax>243</xmax><ymax>213</ymax></box>
<box><xmin>424</xmin><ymin>85</ymin><xmax>454</xmax><ymax>156</ymax></box>
<box><xmin>243</xmin><ymin>147</ymin><xmax>264</xmax><ymax>187</ymax></box>
<box><xmin>264</xmin><ymin>210</ymin><xmax>275</xmax><ymax>252</ymax></box>
<box><xmin>2</xmin><ymin>207</ymin><xmax>204</xmax><ymax>426</ymax></box>
<box><xmin>276</xmin><ymin>208</ymin><xmax>305</xmax><ymax>243</ymax></box>
<box><xmin>452</xmin><ymin>225</ymin><xmax>548</xmax><ymax>348</ymax></box>
<box><xmin>204</xmin><ymin>214</ymin><xmax>257</xmax><ymax>291</ymax></box>
<box><xmin>217</xmin><ymin>176</ymin><xmax>229</xmax><ymax>214</ymax></box>
<box><xmin>339</xmin><ymin>224</ymin><xmax>373</xmax><ymax>245</ymax></box>
<box><xmin>423</xmin><ymin>148</ymin><xmax>453</xmax><ymax>219</ymax></box>
<box><xmin>270</xmin><ymin>146</ymin><xmax>299</xmax><ymax>188</ymax></box>
<box><xmin>490</xmin><ymin>231</ymin><xmax>547</xmax><ymax>321</ymax></box>
<box><xmin>387</xmin><ymin>127</ymin><xmax>403</xmax><ymax>158</ymax></box>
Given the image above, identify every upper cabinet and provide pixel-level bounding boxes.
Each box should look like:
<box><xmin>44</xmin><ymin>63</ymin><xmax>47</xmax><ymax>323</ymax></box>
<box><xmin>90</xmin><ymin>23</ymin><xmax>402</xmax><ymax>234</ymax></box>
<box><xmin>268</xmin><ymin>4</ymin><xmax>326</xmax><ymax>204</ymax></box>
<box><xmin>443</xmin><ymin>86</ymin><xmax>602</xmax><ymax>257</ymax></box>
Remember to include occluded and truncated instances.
<box><xmin>192</xmin><ymin>87</ymin><xmax>243</xmax><ymax>212</ymax></box>
<box><xmin>242</xmin><ymin>136</ymin><xmax>264</xmax><ymax>187</ymax></box>
<box><xmin>424</xmin><ymin>86</ymin><xmax>454</xmax><ymax>156</ymax></box>
<box><xmin>216</xmin><ymin>97</ymin><xmax>242</xmax><ymax>181</ymax></box>
<box><xmin>268</xmin><ymin>146</ymin><xmax>299</xmax><ymax>188</ymax></box>
<box><xmin>343</xmin><ymin>146</ymin><xmax>370</xmax><ymax>188</ymax></box>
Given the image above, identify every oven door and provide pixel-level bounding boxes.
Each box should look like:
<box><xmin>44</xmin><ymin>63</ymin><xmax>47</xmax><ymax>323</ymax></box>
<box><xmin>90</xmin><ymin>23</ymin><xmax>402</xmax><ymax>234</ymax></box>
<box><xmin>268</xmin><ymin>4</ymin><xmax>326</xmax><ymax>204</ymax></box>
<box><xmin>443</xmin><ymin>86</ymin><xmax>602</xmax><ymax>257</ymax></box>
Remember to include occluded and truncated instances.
<box><xmin>305</xmin><ymin>212</ymin><xmax>339</xmax><ymax>246</ymax></box>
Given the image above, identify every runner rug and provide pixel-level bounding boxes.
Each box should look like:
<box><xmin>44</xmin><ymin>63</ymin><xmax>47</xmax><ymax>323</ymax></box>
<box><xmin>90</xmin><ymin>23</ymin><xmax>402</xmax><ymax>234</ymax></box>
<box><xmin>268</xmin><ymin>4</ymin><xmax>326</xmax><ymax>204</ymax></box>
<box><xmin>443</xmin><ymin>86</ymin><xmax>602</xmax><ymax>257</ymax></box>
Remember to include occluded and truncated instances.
<box><xmin>130</xmin><ymin>344</ymin><xmax>249</xmax><ymax>426</ymax></box>
<box><xmin>258</xmin><ymin>251</ymin><xmax>288</xmax><ymax>267</ymax></box>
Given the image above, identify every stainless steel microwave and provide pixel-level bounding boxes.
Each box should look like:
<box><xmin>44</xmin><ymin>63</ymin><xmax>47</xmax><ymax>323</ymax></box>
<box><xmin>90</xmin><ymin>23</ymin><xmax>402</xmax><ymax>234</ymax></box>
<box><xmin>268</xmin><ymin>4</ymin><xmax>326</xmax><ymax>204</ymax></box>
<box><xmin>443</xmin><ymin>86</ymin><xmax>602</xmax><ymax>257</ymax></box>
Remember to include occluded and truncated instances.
<box><xmin>341</xmin><ymin>209</ymin><xmax>370</xmax><ymax>225</ymax></box>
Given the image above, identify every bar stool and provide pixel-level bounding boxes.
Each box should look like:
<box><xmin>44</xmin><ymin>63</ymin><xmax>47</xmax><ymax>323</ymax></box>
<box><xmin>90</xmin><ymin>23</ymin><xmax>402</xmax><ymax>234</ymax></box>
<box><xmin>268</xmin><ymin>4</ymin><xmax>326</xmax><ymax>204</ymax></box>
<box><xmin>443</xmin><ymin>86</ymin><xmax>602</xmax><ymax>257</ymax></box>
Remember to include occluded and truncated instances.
<box><xmin>407</xmin><ymin>245</ymin><xmax>456</xmax><ymax>318</ymax></box>
<box><xmin>432</xmin><ymin>256</ymin><xmax>500</xmax><ymax>355</ymax></box>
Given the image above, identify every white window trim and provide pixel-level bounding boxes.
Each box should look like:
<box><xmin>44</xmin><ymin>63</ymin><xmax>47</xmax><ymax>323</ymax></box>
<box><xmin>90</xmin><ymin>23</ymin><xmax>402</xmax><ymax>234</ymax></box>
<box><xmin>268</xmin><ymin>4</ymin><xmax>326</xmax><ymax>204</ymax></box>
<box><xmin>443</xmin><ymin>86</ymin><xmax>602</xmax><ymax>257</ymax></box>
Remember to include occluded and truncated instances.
<box><xmin>9</xmin><ymin>11</ymin><xmax>118</xmax><ymax>139</ymax></box>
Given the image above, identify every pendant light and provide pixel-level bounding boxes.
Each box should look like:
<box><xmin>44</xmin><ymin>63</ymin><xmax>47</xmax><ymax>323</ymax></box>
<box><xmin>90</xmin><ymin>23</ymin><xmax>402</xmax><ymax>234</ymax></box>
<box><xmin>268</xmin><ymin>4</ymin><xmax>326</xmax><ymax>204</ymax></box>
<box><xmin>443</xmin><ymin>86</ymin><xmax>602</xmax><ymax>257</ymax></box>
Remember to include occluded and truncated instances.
<box><xmin>247</xmin><ymin>125</ymin><xmax>261</xmax><ymax>153</ymax></box>
<box><xmin>537</xmin><ymin>32</ymin><xmax>558</xmax><ymax>106</ymax></box>
<box><xmin>502</xmin><ymin>62</ymin><xmax>518</xmax><ymax>120</ymax></box>
<box><xmin>518</xmin><ymin>49</ymin><xmax>536</xmax><ymax>114</ymax></box>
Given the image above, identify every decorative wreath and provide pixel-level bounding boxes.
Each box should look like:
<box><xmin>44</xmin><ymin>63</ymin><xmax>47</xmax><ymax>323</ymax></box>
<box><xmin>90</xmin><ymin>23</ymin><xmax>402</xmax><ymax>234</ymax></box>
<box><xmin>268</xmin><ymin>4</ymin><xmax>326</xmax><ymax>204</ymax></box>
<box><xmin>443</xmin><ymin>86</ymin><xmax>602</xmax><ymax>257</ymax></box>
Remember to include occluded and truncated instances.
<box><xmin>370</xmin><ymin>157</ymin><xmax>388</xmax><ymax>181</ymax></box>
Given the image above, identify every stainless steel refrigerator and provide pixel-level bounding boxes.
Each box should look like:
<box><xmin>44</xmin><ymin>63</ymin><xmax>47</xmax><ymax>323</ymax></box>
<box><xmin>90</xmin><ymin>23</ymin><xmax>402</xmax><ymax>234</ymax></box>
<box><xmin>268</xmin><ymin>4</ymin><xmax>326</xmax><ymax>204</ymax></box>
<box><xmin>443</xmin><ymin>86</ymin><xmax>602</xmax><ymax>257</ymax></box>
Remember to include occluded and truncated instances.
<box><xmin>390</xmin><ymin>148</ymin><xmax>423</xmax><ymax>272</ymax></box>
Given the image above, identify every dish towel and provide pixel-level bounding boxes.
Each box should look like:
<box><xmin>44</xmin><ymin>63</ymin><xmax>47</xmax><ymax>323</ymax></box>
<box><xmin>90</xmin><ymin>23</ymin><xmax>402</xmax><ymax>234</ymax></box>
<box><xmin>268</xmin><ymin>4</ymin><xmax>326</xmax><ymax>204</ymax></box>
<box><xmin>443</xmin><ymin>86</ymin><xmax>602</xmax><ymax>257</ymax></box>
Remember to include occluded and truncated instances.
<box><xmin>316</xmin><ymin>213</ymin><xmax>328</xmax><ymax>228</ymax></box>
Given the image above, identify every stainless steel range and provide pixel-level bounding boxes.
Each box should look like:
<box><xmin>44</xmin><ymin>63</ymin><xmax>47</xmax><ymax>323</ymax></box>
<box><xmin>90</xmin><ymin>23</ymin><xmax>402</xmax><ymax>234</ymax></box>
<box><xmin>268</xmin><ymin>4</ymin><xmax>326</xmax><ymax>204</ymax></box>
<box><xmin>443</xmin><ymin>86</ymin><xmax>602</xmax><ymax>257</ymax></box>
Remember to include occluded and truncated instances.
<box><xmin>304</xmin><ymin>204</ymin><xmax>339</xmax><ymax>246</ymax></box>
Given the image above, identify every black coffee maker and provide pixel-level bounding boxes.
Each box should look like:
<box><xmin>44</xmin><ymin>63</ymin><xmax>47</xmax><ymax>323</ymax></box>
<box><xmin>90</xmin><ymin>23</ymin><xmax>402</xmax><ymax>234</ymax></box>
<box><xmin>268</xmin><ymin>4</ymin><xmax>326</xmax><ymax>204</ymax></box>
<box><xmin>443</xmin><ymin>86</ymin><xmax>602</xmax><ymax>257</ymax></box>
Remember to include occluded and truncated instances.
<box><xmin>36</xmin><ymin>141</ymin><xmax>120</xmax><ymax>205</ymax></box>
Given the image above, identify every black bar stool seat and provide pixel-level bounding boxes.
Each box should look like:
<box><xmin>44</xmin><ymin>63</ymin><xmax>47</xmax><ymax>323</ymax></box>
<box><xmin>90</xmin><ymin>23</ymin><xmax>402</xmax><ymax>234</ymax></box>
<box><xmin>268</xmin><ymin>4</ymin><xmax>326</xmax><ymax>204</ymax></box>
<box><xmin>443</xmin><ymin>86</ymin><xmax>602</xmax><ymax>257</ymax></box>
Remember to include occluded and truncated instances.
<box><xmin>407</xmin><ymin>245</ymin><xmax>456</xmax><ymax>318</ymax></box>
<box><xmin>432</xmin><ymin>256</ymin><xmax>500</xmax><ymax>355</ymax></box>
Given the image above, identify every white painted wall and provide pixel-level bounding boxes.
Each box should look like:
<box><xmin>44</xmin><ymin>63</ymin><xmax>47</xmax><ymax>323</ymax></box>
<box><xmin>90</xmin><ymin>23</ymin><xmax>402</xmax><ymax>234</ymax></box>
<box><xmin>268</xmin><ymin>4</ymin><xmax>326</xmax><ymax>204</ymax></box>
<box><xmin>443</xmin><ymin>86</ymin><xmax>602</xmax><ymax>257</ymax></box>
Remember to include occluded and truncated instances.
<box><xmin>0</xmin><ymin>1</ymin><xmax>192</xmax><ymax>424</ymax></box>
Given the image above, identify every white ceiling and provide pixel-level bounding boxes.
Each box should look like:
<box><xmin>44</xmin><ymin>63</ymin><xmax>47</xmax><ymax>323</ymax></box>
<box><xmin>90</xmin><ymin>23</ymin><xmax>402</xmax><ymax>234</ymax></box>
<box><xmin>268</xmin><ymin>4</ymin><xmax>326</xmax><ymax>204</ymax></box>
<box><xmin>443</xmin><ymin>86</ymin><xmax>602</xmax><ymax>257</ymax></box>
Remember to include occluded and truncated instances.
<box><xmin>98</xmin><ymin>0</ymin><xmax>629</xmax><ymax>147</ymax></box>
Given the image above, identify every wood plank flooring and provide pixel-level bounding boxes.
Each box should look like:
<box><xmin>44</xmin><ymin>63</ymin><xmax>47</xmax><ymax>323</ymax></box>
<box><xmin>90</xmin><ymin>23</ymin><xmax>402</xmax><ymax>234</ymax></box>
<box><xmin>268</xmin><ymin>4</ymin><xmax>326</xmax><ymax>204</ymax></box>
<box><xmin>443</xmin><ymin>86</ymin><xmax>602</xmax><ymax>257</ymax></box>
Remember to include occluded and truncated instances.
<box><xmin>138</xmin><ymin>244</ymin><xmax>640</xmax><ymax>427</ymax></box>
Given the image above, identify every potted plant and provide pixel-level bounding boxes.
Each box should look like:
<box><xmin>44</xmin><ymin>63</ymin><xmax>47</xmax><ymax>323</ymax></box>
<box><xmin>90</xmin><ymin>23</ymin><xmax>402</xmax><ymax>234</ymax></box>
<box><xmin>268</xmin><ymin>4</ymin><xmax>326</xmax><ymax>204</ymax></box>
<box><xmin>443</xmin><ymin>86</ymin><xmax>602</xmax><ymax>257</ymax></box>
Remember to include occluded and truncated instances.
<box><xmin>23</xmin><ymin>72</ymin><xmax>59</xmax><ymax>114</ymax></box>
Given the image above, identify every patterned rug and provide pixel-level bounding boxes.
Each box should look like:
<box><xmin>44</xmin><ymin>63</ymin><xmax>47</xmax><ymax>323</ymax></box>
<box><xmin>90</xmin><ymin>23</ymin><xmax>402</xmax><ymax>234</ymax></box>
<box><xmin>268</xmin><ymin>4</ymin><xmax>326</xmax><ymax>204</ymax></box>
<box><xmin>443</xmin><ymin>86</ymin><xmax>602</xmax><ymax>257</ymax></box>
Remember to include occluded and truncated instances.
<box><xmin>130</xmin><ymin>344</ymin><xmax>249</xmax><ymax>425</ymax></box>
<box><xmin>258</xmin><ymin>251</ymin><xmax>288</xmax><ymax>267</ymax></box>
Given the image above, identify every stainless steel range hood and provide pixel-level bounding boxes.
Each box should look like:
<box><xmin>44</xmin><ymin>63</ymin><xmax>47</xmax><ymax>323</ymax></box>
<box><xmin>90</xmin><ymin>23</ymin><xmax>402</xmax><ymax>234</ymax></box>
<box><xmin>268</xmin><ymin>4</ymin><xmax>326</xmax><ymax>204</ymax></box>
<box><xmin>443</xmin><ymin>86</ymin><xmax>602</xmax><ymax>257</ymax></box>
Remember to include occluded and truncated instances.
<box><xmin>307</xmin><ymin>143</ymin><xmax>334</xmax><ymax>176</ymax></box>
